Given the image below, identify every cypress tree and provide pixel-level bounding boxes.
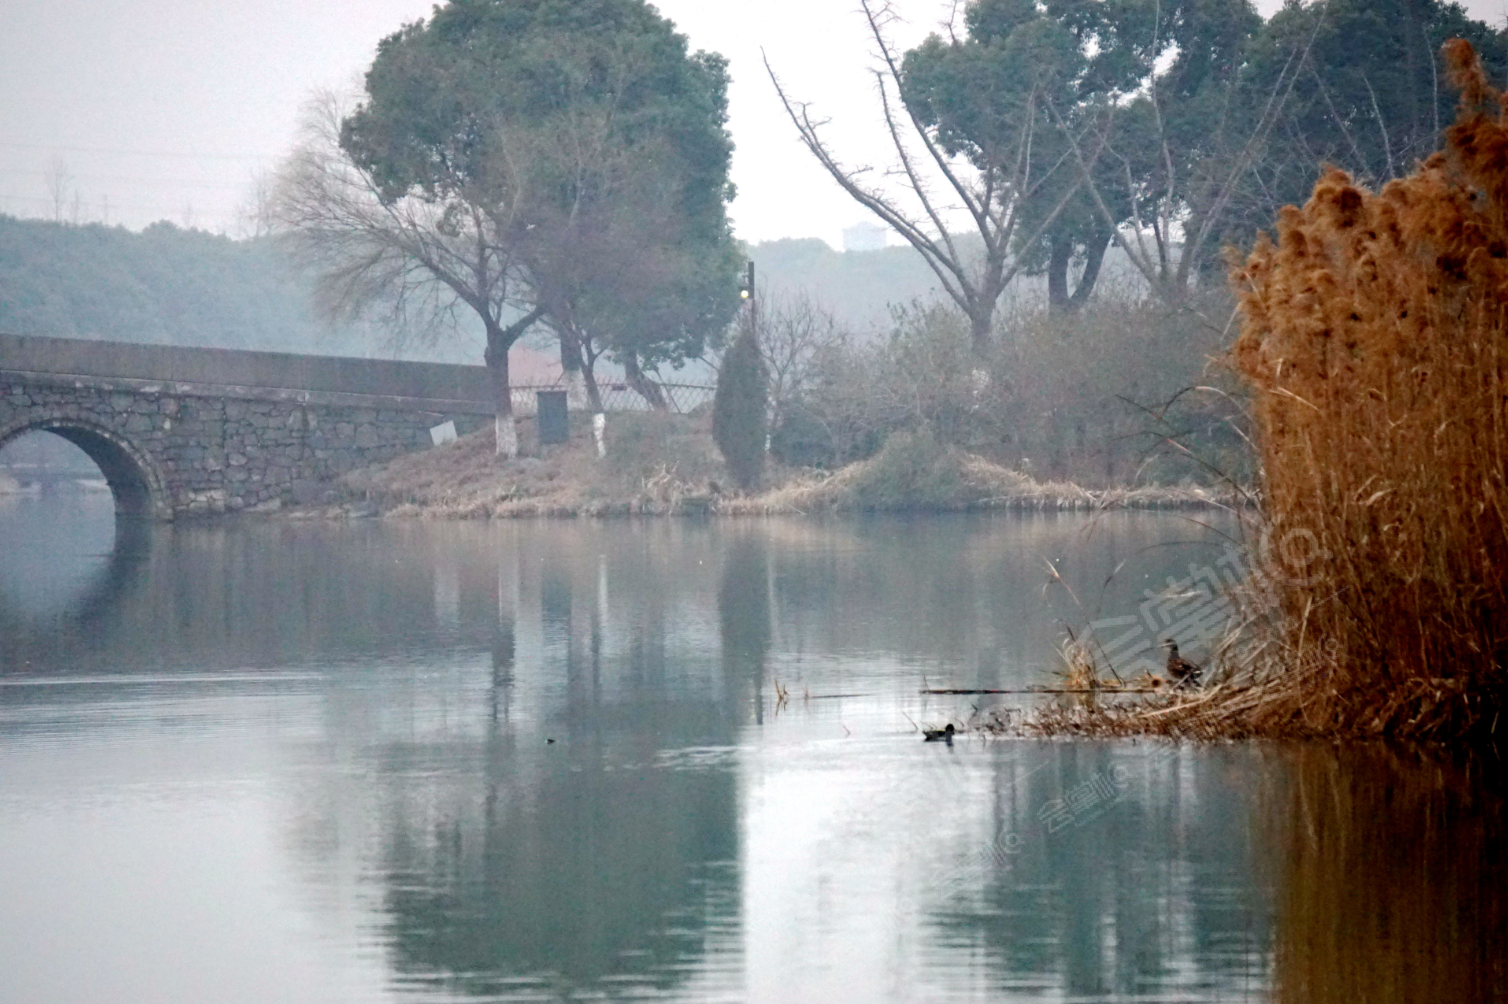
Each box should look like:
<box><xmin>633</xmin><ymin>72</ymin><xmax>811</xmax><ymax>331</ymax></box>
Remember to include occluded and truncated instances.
<box><xmin>712</xmin><ymin>324</ymin><xmax>768</xmax><ymax>490</ymax></box>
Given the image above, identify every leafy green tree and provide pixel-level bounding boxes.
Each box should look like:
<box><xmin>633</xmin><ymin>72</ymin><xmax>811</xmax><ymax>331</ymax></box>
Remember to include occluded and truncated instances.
<box><xmin>712</xmin><ymin>320</ymin><xmax>768</xmax><ymax>490</ymax></box>
<box><xmin>1041</xmin><ymin>0</ymin><xmax>1266</xmax><ymax>304</ymax></box>
<box><xmin>275</xmin><ymin>0</ymin><xmax>739</xmax><ymax>455</ymax></box>
<box><xmin>1052</xmin><ymin>0</ymin><xmax>1507</xmax><ymax>302</ymax></box>
<box><xmin>1235</xmin><ymin>0</ymin><xmax>1508</xmax><ymax>246</ymax></box>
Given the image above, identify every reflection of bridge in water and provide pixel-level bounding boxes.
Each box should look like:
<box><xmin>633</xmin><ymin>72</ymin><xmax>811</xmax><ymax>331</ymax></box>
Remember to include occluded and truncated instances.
<box><xmin>0</xmin><ymin>500</ymin><xmax>151</xmax><ymax>670</ymax></box>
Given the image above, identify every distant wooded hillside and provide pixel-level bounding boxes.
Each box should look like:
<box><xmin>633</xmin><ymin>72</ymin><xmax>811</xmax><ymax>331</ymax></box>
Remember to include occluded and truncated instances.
<box><xmin>749</xmin><ymin>236</ymin><xmax>1146</xmax><ymax>335</ymax></box>
<box><xmin>0</xmin><ymin>215</ymin><xmax>469</xmax><ymax>360</ymax></box>
<box><xmin>749</xmin><ymin>238</ymin><xmax>948</xmax><ymax>333</ymax></box>
<box><xmin>0</xmin><ymin>214</ymin><xmax>1101</xmax><ymax>359</ymax></box>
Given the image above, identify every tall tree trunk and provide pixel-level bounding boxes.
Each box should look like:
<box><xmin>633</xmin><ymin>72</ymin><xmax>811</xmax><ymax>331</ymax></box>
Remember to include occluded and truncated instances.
<box><xmin>581</xmin><ymin>360</ymin><xmax>603</xmax><ymax>414</ymax></box>
<box><xmin>1047</xmin><ymin>235</ymin><xmax>1073</xmax><ymax>313</ymax></box>
<box><xmin>581</xmin><ymin>352</ymin><xmax>605</xmax><ymax>458</ymax></box>
<box><xmin>1402</xmin><ymin>0</ymin><xmax>1425</xmax><ymax>147</ymax></box>
<box><xmin>624</xmin><ymin>352</ymin><xmax>669</xmax><ymax>411</ymax></box>
<box><xmin>968</xmin><ymin>305</ymin><xmax>993</xmax><ymax>356</ymax></box>
<box><xmin>558</xmin><ymin>325</ymin><xmax>605</xmax><ymax>413</ymax></box>
<box><xmin>559</xmin><ymin>325</ymin><xmax>608</xmax><ymax>455</ymax></box>
<box><xmin>1067</xmin><ymin>230</ymin><xmax>1112</xmax><ymax>310</ymax></box>
<box><xmin>1049</xmin><ymin>230</ymin><xmax>1111</xmax><ymax>314</ymax></box>
<box><xmin>484</xmin><ymin>326</ymin><xmax>517</xmax><ymax>459</ymax></box>
<box><xmin>558</xmin><ymin>326</ymin><xmax>590</xmax><ymax>412</ymax></box>
<box><xmin>483</xmin><ymin>306</ymin><xmax>546</xmax><ymax>459</ymax></box>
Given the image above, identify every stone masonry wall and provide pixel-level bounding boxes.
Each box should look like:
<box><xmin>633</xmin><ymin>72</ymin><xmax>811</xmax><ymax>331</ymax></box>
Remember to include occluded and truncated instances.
<box><xmin>0</xmin><ymin>377</ymin><xmax>486</xmax><ymax>515</ymax></box>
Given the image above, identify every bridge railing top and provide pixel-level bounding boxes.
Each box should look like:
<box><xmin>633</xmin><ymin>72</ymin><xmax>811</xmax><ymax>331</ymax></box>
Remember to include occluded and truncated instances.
<box><xmin>0</xmin><ymin>332</ymin><xmax>495</xmax><ymax>408</ymax></box>
<box><xmin>1</xmin><ymin>333</ymin><xmax>716</xmax><ymax>416</ymax></box>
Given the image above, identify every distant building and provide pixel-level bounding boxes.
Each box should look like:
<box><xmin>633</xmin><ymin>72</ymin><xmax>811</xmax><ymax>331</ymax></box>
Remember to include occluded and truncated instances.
<box><xmin>509</xmin><ymin>344</ymin><xmax>564</xmax><ymax>385</ymax></box>
<box><xmin>841</xmin><ymin>221</ymin><xmax>889</xmax><ymax>252</ymax></box>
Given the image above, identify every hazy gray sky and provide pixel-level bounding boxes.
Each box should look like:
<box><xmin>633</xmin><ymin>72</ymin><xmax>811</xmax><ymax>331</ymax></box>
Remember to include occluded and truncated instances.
<box><xmin>2</xmin><ymin>0</ymin><xmax>1505</xmax><ymax>247</ymax></box>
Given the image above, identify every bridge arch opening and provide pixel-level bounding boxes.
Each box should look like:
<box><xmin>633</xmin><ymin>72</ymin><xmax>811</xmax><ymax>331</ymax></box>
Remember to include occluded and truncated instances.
<box><xmin>0</xmin><ymin>419</ymin><xmax>168</xmax><ymax>519</ymax></box>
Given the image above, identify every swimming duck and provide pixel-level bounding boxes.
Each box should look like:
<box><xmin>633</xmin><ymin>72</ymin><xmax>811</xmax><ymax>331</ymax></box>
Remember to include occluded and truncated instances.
<box><xmin>1162</xmin><ymin>639</ymin><xmax>1202</xmax><ymax>688</ymax></box>
<box><xmin>923</xmin><ymin>723</ymin><xmax>956</xmax><ymax>742</ymax></box>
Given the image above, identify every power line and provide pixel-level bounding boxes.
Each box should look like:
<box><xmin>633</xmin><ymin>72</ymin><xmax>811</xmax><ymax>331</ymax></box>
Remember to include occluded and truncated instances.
<box><xmin>0</xmin><ymin>140</ymin><xmax>277</xmax><ymax>162</ymax></box>
<box><xmin>0</xmin><ymin>192</ymin><xmax>239</xmax><ymax>222</ymax></box>
<box><xmin>0</xmin><ymin>167</ymin><xmax>252</xmax><ymax>190</ymax></box>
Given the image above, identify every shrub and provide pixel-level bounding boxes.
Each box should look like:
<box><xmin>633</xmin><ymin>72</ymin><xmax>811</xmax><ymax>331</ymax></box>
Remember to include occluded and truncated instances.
<box><xmin>777</xmin><ymin>291</ymin><xmax>1246</xmax><ymax>486</ymax></box>
<box><xmin>840</xmin><ymin>426</ymin><xmax>979</xmax><ymax>510</ymax></box>
<box><xmin>603</xmin><ymin>412</ymin><xmax>722</xmax><ymax>486</ymax></box>
<box><xmin>711</xmin><ymin>323</ymin><xmax>768</xmax><ymax>489</ymax></box>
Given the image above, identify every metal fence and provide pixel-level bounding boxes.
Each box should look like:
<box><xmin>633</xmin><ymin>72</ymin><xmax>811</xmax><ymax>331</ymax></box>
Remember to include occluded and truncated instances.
<box><xmin>509</xmin><ymin>381</ymin><xmax>715</xmax><ymax>416</ymax></box>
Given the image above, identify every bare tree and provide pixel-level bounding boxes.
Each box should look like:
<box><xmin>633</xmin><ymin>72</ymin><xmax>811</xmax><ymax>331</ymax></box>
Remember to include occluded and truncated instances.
<box><xmin>765</xmin><ymin>0</ymin><xmax>1088</xmax><ymax>353</ymax></box>
<box><xmin>750</xmin><ymin>287</ymin><xmax>848</xmax><ymax>438</ymax></box>
<box><xmin>44</xmin><ymin>157</ymin><xmax>71</xmax><ymax>224</ymax></box>
<box><xmin>236</xmin><ymin>171</ymin><xmax>277</xmax><ymax>239</ymax></box>
<box><xmin>270</xmin><ymin>94</ymin><xmax>541</xmax><ymax>457</ymax></box>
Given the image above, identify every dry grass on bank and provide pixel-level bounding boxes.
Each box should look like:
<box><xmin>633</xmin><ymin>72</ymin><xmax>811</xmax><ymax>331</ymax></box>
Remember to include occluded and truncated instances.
<box><xmin>721</xmin><ymin>430</ymin><xmax>1233</xmax><ymax>515</ymax></box>
<box><xmin>1013</xmin><ymin>610</ymin><xmax>1508</xmax><ymax>743</ymax></box>
<box><xmin>300</xmin><ymin>415</ymin><xmax>1233</xmax><ymax>521</ymax></box>
<box><xmin>1022</xmin><ymin>42</ymin><xmax>1508</xmax><ymax>743</ymax></box>
<box><xmin>334</xmin><ymin>412</ymin><xmax>726</xmax><ymax>518</ymax></box>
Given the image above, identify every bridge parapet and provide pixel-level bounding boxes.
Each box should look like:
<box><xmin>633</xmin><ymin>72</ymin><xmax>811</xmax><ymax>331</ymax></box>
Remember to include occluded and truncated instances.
<box><xmin>0</xmin><ymin>332</ymin><xmax>498</xmax><ymax>413</ymax></box>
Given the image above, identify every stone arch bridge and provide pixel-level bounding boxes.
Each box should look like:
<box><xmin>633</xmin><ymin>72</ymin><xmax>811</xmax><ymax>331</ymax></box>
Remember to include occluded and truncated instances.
<box><xmin>0</xmin><ymin>333</ymin><xmax>498</xmax><ymax>519</ymax></box>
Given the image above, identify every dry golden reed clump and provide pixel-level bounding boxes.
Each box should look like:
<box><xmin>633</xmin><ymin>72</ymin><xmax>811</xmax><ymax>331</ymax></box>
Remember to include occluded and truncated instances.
<box><xmin>1227</xmin><ymin>39</ymin><xmax>1508</xmax><ymax>741</ymax></box>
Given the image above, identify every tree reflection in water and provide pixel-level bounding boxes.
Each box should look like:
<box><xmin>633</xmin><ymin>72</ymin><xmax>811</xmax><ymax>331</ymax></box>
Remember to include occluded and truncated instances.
<box><xmin>26</xmin><ymin>511</ymin><xmax>1485</xmax><ymax>1001</ymax></box>
<box><xmin>927</xmin><ymin>743</ymin><xmax>1274</xmax><ymax>998</ymax></box>
<box><xmin>376</xmin><ymin>528</ymin><xmax>746</xmax><ymax>999</ymax></box>
<box><xmin>720</xmin><ymin>530</ymin><xmax>770</xmax><ymax>723</ymax></box>
<box><xmin>1268</xmin><ymin>745</ymin><xmax>1508</xmax><ymax>1003</ymax></box>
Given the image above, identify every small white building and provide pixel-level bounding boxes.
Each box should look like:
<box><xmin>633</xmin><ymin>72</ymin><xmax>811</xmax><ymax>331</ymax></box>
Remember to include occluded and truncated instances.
<box><xmin>841</xmin><ymin>221</ymin><xmax>889</xmax><ymax>252</ymax></box>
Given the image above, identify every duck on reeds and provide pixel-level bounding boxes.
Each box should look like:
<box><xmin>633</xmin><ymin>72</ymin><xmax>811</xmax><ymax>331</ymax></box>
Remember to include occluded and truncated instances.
<box><xmin>923</xmin><ymin>723</ymin><xmax>956</xmax><ymax>743</ymax></box>
<box><xmin>1162</xmin><ymin>639</ymin><xmax>1202</xmax><ymax>688</ymax></box>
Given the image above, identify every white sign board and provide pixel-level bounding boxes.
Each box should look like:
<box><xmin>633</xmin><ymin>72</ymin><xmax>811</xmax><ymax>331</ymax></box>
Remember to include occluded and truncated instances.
<box><xmin>429</xmin><ymin>420</ymin><xmax>458</xmax><ymax>446</ymax></box>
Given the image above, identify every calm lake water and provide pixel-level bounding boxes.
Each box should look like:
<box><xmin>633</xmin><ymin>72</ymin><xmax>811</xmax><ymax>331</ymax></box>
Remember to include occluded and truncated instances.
<box><xmin>1</xmin><ymin>494</ymin><xmax>1503</xmax><ymax>1003</ymax></box>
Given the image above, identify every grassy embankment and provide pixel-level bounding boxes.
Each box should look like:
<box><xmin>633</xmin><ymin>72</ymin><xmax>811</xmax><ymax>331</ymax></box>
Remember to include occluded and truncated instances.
<box><xmin>292</xmin><ymin>410</ymin><xmax>1235</xmax><ymax>521</ymax></box>
<box><xmin>1010</xmin><ymin>40</ymin><xmax>1508</xmax><ymax>743</ymax></box>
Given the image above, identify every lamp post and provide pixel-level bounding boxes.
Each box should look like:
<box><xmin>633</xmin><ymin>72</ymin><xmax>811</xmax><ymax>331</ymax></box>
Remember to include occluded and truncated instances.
<box><xmin>739</xmin><ymin>260</ymin><xmax>770</xmax><ymax>453</ymax></box>
<box><xmin>740</xmin><ymin>260</ymin><xmax>755</xmax><ymax>328</ymax></box>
